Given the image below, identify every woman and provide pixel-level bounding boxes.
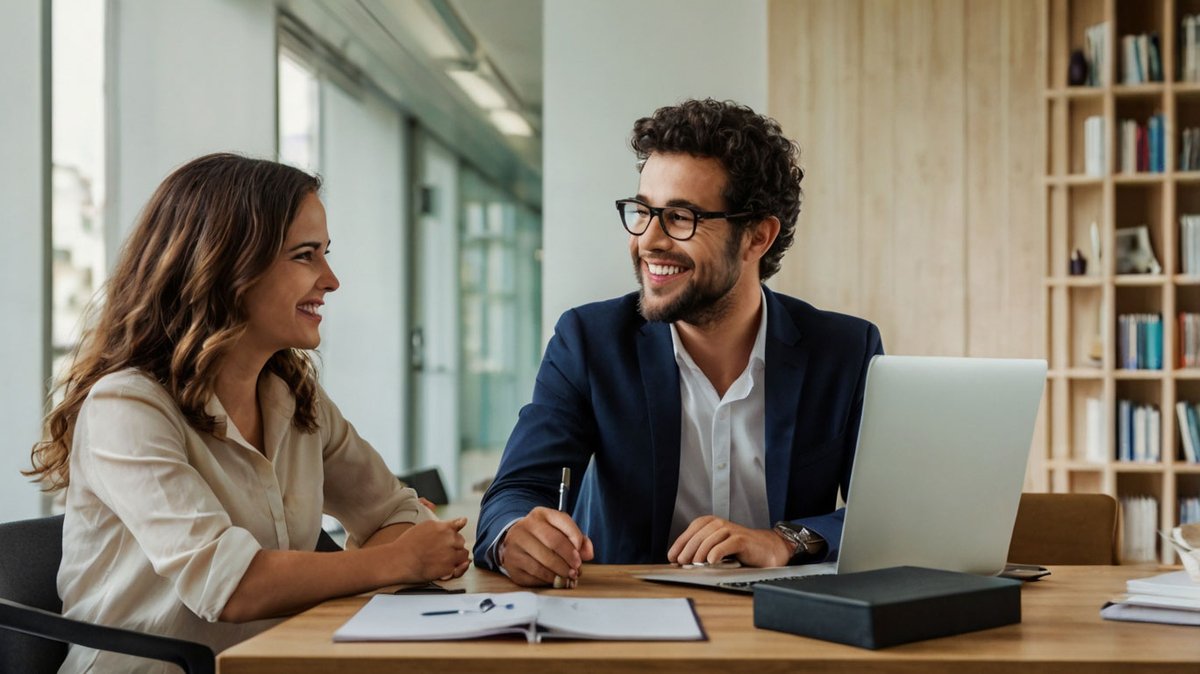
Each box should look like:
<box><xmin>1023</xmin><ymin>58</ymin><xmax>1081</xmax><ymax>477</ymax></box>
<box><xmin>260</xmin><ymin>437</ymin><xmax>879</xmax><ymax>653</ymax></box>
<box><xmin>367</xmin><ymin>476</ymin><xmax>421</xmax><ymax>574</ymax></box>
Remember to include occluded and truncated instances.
<box><xmin>27</xmin><ymin>153</ymin><xmax>469</xmax><ymax>673</ymax></box>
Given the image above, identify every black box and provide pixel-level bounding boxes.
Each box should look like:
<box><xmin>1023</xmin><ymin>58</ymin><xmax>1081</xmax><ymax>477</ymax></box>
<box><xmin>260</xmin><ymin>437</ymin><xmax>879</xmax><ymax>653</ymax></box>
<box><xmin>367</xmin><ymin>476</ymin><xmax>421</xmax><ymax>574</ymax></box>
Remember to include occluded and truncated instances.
<box><xmin>753</xmin><ymin>566</ymin><xmax>1021</xmax><ymax>649</ymax></box>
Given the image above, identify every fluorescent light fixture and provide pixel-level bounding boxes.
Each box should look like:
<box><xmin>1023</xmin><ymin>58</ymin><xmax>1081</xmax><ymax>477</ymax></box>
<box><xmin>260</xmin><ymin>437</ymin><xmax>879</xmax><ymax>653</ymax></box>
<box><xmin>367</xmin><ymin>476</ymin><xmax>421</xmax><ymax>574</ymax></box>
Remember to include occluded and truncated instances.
<box><xmin>447</xmin><ymin>69</ymin><xmax>507</xmax><ymax>109</ymax></box>
<box><xmin>489</xmin><ymin>108</ymin><xmax>533</xmax><ymax>137</ymax></box>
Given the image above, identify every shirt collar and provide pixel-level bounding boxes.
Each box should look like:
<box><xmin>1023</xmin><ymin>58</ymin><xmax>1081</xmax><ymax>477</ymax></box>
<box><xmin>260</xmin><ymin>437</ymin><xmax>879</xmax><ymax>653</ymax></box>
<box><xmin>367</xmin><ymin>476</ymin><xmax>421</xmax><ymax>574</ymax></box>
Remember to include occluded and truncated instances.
<box><xmin>670</xmin><ymin>286</ymin><xmax>769</xmax><ymax>372</ymax></box>
<box><xmin>201</xmin><ymin>371</ymin><xmax>295</xmax><ymax>445</ymax></box>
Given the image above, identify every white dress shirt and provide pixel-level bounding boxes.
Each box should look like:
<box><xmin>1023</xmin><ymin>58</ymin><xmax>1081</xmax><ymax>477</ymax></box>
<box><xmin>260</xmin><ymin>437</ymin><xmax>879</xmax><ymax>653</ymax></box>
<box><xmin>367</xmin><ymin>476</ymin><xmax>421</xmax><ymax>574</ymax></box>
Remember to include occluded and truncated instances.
<box><xmin>58</xmin><ymin>368</ymin><xmax>432</xmax><ymax>674</ymax></box>
<box><xmin>668</xmin><ymin>290</ymin><xmax>771</xmax><ymax>543</ymax></box>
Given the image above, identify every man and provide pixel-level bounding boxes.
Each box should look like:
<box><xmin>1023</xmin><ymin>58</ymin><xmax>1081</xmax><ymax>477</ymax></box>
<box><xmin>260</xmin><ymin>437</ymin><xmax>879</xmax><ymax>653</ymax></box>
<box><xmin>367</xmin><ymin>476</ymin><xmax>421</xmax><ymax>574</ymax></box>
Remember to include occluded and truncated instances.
<box><xmin>474</xmin><ymin>99</ymin><xmax>883</xmax><ymax>587</ymax></box>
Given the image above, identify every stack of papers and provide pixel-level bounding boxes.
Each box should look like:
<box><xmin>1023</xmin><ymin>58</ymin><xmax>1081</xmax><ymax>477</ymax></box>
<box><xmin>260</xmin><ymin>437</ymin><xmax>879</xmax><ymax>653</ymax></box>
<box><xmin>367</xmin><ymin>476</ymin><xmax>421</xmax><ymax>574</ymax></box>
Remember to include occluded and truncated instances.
<box><xmin>333</xmin><ymin>592</ymin><xmax>706</xmax><ymax>644</ymax></box>
<box><xmin>1101</xmin><ymin>571</ymin><xmax>1200</xmax><ymax>626</ymax></box>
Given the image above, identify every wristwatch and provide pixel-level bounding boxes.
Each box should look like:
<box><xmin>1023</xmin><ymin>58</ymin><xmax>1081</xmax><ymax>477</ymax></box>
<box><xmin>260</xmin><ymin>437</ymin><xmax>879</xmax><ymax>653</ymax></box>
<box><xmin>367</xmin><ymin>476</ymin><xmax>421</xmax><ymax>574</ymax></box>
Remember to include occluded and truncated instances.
<box><xmin>772</xmin><ymin>521</ymin><xmax>826</xmax><ymax>560</ymax></box>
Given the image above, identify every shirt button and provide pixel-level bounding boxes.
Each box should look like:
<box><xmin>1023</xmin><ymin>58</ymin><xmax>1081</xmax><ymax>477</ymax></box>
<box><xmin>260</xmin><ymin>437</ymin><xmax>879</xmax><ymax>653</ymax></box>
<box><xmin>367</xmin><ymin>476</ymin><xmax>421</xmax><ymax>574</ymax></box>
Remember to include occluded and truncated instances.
<box><xmin>717</xmin><ymin>462</ymin><xmax>728</xmax><ymax>470</ymax></box>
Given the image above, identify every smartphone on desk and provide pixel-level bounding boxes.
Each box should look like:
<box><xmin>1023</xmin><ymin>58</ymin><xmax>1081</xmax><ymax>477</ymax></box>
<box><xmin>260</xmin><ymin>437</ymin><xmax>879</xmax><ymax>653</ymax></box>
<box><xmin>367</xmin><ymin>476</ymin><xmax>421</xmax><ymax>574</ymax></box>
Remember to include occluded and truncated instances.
<box><xmin>1000</xmin><ymin>563</ymin><xmax>1051</xmax><ymax>581</ymax></box>
<box><xmin>394</xmin><ymin>582</ymin><xmax>466</xmax><ymax>595</ymax></box>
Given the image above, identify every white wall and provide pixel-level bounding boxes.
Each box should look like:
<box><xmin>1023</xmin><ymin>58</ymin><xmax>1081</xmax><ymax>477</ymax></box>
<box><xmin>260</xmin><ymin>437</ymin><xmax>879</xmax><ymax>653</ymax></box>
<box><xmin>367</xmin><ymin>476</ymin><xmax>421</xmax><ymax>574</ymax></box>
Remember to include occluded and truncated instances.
<box><xmin>542</xmin><ymin>0</ymin><xmax>768</xmax><ymax>340</ymax></box>
<box><xmin>110</xmin><ymin>0</ymin><xmax>276</xmax><ymax>245</ymax></box>
<box><xmin>0</xmin><ymin>1</ymin><xmax>47</xmax><ymax>521</ymax></box>
<box><xmin>319</xmin><ymin>85</ymin><xmax>409</xmax><ymax>473</ymax></box>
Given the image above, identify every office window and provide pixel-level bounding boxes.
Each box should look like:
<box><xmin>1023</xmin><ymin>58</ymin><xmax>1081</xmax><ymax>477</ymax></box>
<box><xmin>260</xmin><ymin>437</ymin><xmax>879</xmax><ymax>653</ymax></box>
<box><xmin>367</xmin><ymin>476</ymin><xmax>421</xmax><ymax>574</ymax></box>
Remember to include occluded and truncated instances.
<box><xmin>278</xmin><ymin>50</ymin><xmax>319</xmax><ymax>172</ymax></box>
<box><xmin>51</xmin><ymin>0</ymin><xmax>107</xmax><ymax>381</ymax></box>
<box><xmin>459</xmin><ymin>168</ymin><xmax>542</xmax><ymax>490</ymax></box>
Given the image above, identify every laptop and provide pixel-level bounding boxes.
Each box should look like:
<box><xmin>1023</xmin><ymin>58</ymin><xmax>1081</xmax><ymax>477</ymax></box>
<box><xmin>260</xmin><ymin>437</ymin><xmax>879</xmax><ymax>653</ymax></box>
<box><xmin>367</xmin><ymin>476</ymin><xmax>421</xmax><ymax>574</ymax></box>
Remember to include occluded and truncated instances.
<box><xmin>636</xmin><ymin>355</ymin><xmax>1047</xmax><ymax>593</ymax></box>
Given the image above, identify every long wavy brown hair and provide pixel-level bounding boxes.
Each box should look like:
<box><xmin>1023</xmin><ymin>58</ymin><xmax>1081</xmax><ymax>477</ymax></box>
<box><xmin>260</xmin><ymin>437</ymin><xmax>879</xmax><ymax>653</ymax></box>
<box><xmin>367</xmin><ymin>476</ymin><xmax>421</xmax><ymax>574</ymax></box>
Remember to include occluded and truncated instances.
<box><xmin>28</xmin><ymin>153</ymin><xmax>323</xmax><ymax>491</ymax></box>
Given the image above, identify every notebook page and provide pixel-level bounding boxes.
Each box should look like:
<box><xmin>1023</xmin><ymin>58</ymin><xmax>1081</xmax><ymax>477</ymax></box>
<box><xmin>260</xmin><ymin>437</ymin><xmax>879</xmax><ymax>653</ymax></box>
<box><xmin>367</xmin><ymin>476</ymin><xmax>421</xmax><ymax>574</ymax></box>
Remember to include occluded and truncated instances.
<box><xmin>533</xmin><ymin>596</ymin><xmax>704</xmax><ymax>641</ymax></box>
<box><xmin>333</xmin><ymin>592</ymin><xmax>538</xmax><ymax>642</ymax></box>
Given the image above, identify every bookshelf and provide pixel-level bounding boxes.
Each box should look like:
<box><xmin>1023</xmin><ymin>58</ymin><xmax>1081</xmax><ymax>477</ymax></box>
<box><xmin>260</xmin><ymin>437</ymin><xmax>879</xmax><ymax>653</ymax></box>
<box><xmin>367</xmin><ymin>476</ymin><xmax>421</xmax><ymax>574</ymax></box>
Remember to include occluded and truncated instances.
<box><xmin>1046</xmin><ymin>0</ymin><xmax>1200</xmax><ymax>564</ymax></box>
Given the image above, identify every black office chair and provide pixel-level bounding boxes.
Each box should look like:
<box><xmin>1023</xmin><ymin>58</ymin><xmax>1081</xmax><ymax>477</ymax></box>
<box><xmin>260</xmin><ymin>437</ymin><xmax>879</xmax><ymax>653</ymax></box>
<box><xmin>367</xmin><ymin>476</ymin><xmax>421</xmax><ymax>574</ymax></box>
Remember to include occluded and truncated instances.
<box><xmin>0</xmin><ymin>514</ymin><xmax>215</xmax><ymax>674</ymax></box>
<box><xmin>397</xmin><ymin>467</ymin><xmax>449</xmax><ymax>506</ymax></box>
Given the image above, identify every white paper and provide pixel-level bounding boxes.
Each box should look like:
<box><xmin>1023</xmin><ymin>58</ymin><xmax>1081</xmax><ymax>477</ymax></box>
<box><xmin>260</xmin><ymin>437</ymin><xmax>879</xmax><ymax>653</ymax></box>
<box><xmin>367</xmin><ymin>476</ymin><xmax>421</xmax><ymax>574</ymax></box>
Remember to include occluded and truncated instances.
<box><xmin>333</xmin><ymin>592</ymin><xmax>538</xmax><ymax>642</ymax></box>
<box><xmin>534</xmin><ymin>596</ymin><xmax>702</xmax><ymax>641</ymax></box>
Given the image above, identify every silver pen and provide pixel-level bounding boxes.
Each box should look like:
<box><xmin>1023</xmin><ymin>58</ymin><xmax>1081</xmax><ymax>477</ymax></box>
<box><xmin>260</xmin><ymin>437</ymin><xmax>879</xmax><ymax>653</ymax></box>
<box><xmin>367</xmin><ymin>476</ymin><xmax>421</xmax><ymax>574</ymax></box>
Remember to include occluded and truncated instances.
<box><xmin>553</xmin><ymin>467</ymin><xmax>573</xmax><ymax>589</ymax></box>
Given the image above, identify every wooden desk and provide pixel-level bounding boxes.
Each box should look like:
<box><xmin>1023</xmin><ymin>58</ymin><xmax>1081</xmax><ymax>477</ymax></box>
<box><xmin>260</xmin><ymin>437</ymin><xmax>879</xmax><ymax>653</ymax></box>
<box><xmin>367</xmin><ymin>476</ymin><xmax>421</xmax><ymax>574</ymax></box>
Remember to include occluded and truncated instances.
<box><xmin>219</xmin><ymin>565</ymin><xmax>1200</xmax><ymax>673</ymax></box>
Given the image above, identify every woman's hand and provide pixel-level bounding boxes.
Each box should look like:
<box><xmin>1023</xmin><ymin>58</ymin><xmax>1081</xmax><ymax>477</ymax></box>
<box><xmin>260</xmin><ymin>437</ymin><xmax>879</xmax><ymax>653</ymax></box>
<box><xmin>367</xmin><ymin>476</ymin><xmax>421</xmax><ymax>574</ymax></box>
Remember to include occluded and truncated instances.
<box><xmin>389</xmin><ymin>517</ymin><xmax>470</xmax><ymax>583</ymax></box>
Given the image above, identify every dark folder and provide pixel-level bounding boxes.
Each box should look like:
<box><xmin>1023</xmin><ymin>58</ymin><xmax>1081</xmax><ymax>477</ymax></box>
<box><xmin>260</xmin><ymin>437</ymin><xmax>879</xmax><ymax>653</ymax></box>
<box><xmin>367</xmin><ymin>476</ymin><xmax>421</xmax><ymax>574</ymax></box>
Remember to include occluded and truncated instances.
<box><xmin>752</xmin><ymin>566</ymin><xmax>1021</xmax><ymax>649</ymax></box>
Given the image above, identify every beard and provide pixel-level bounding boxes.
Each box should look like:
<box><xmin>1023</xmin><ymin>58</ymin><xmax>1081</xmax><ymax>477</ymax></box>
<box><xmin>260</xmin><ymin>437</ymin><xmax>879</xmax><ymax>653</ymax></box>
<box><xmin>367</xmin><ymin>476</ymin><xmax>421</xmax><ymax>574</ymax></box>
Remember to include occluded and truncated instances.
<box><xmin>634</xmin><ymin>232</ymin><xmax>743</xmax><ymax>327</ymax></box>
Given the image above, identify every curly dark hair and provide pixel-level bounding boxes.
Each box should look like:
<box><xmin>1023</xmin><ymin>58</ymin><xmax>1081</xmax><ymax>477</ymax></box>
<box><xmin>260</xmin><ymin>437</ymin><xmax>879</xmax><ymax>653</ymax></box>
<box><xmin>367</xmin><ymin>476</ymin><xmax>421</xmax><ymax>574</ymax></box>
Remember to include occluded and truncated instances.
<box><xmin>630</xmin><ymin>98</ymin><xmax>803</xmax><ymax>281</ymax></box>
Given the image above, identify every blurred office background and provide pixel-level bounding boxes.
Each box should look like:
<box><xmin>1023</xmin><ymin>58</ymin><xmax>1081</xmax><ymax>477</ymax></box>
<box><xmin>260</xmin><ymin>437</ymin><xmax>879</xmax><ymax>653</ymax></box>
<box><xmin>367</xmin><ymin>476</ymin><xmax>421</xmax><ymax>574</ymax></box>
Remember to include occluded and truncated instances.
<box><xmin>1</xmin><ymin>0</ymin><xmax>1045</xmax><ymax>522</ymax></box>
<box><xmin>0</xmin><ymin>0</ymin><xmax>773</xmax><ymax>520</ymax></box>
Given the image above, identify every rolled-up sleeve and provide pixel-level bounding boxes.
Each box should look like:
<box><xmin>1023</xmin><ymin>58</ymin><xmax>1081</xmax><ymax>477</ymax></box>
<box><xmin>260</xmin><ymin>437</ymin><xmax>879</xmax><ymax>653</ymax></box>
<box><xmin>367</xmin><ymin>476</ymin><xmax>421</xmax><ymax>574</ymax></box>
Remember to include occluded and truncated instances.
<box><xmin>317</xmin><ymin>387</ymin><xmax>432</xmax><ymax>547</ymax></box>
<box><xmin>77</xmin><ymin>381</ymin><xmax>262</xmax><ymax>623</ymax></box>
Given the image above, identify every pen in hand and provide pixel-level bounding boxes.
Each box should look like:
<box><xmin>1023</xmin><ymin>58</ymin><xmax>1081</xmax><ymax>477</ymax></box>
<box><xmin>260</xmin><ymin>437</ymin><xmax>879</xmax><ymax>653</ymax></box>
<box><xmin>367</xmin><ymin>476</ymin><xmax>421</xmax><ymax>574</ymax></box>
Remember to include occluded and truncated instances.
<box><xmin>553</xmin><ymin>467</ymin><xmax>574</xmax><ymax>589</ymax></box>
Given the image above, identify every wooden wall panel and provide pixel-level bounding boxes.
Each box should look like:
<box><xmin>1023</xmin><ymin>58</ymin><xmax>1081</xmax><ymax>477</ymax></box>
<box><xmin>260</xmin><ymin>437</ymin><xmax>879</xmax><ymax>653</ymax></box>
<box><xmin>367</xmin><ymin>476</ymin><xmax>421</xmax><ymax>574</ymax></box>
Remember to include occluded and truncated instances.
<box><xmin>769</xmin><ymin>0</ymin><xmax>1046</xmax><ymax>360</ymax></box>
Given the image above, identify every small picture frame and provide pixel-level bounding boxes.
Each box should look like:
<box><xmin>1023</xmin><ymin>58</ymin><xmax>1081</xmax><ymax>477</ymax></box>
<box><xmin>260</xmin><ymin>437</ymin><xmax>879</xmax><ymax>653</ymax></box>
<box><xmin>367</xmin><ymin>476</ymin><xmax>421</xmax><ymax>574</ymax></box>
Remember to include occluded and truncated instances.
<box><xmin>1114</xmin><ymin>225</ymin><xmax>1162</xmax><ymax>274</ymax></box>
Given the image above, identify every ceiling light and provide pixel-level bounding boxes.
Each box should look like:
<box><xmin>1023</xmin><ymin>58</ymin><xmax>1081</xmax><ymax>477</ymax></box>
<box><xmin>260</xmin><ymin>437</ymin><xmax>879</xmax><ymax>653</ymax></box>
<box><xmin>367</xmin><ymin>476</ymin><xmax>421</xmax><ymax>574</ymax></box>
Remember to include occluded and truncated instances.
<box><xmin>447</xmin><ymin>69</ymin><xmax>507</xmax><ymax>109</ymax></box>
<box><xmin>489</xmin><ymin>109</ymin><xmax>533</xmax><ymax>137</ymax></box>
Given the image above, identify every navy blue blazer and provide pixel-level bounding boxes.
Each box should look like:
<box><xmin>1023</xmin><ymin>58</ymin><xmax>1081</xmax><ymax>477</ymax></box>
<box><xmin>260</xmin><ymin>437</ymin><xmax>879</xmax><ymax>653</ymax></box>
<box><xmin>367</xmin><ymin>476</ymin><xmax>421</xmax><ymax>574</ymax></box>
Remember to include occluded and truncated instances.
<box><xmin>474</xmin><ymin>286</ymin><xmax>883</xmax><ymax>568</ymax></box>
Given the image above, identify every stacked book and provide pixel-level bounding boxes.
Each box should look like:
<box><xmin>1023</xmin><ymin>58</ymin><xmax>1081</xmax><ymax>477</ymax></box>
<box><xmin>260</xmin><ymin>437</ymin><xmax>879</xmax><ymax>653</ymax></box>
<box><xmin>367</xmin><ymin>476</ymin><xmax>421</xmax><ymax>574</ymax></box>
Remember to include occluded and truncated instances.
<box><xmin>1121</xmin><ymin>32</ymin><xmax>1162</xmax><ymax>83</ymax></box>
<box><xmin>1182</xmin><ymin>497</ymin><xmax>1200</xmax><ymax>524</ymax></box>
<box><xmin>1175</xmin><ymin>399</ymin><xmax>1200</xmax><ymax>463</ymax></box>
<box><xmin>1084</xmin><ymin>116</ymin><xmax>1106</xmax><ymax>176</ymax></box>
<box><xmin>1117</xmin><ymin>399</ymin><xmax>1161</xmax><ymax>463</ymax></box>
<box><xmin>1180</xmin><ymin>219</ymin><xmax>1200</xmax><ymax>275</ymax></box>
<box><xmin>1120</xmin><ymin>495</ymin><xmax>1159</xmax><ymax>563</ymax></box>
<box><xmin>1085</xmin><ymin>22</ymin><xmax>1108</xmax><ymax>86</ymax></box>
<box><xmin>1180</xmin><ymin>129</ymin><xmax>1200</xmax><ymax>171</ymax></box>
<box><xmin>1117</xmin><ymin>313</ymin><xmax>1162</xmax><ymax>369</ymax></box>
<box><xmin>1117</xmin><ymin>115</ymin><xmax>1164</xmax><ymax>173</ymax></box>
<box><xmin>1184</xmin><ymin>15</ymin><xmax>1200</xmax><ymax>82</ymax></box>
<box><xmin>1180</xmin><ymin>313</ymin><xmax>1200</xmax><ymax>365</ymax></box>
<box><xmin>1102</xmin><ymin>569</ymin><xmax>1200</xmax><ymax>626</ymax></box>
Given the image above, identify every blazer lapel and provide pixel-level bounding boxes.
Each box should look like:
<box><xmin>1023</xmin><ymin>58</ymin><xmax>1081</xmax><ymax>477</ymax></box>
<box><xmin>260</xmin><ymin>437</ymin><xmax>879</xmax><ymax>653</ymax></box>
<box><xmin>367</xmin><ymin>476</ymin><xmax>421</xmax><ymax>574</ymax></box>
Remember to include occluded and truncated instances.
<box><xmin>763</xmin><ymin>287</ymin><xmax>807</xmax><ymax>523</ymax></box>
<box><xmin>637</xmin><ymin>320</ymin><xmax>681</xmax><ymax>560</ymax></box>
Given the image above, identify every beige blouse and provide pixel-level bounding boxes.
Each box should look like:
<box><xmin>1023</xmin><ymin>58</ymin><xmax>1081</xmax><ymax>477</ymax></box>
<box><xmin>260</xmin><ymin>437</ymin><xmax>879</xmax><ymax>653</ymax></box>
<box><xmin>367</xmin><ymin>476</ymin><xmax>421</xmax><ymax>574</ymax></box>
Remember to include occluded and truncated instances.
<box><xmin>58</xmin><ymin>369</ymin><xmax>431</xmax><ymax>673</ymax></box>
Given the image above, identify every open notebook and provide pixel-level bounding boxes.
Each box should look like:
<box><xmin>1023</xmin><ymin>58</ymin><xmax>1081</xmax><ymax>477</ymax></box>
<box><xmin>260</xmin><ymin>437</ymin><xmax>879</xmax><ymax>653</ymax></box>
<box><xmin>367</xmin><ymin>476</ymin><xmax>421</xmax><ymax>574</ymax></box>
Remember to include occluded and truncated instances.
<box><xmin>333</xmin><ymin>592</ymin><xmax>706</xmax><ymax>644</ymax></box>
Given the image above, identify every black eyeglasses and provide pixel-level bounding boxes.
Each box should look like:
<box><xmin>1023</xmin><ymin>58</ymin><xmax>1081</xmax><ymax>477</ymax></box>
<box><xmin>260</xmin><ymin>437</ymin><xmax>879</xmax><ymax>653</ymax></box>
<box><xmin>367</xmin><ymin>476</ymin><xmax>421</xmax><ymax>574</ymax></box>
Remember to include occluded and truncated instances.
<box><xmin>615</xmin><ymin>198</ymin><xmax>756</xmax><ymax>241</ymax></box>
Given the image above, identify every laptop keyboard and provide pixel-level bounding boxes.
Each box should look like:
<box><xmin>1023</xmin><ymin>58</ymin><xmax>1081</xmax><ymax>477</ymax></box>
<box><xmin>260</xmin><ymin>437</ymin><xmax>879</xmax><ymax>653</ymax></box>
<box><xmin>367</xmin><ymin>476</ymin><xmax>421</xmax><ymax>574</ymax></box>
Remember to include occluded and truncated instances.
<box><xmin>718</xmin><ymin>571</ymin><xmax>835</xmax><ymax>593</ymax></box>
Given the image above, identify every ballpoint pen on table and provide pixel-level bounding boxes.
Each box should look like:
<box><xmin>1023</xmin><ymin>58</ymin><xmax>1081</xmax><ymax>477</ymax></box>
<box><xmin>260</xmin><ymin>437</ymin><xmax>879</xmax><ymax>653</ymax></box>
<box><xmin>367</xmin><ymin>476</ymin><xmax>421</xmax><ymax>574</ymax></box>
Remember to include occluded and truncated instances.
<box><xmin>553</xmin><ymin>467</ymin><xmax>573</xmax><ymax>589</ymax></box>
<box><xmin>421</xmin><ymin>597</ymin><xmax>514</xmax><ymax>616</ymax></box>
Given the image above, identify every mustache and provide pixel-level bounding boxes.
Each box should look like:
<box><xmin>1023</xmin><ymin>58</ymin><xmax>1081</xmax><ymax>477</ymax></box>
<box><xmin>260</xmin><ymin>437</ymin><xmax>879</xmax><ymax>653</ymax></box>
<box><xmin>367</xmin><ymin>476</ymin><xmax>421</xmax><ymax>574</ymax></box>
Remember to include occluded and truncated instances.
<box><xmin>635</xmin><ymin>253</ymin><xmax>693</xmax><ymax>268</ymax></box>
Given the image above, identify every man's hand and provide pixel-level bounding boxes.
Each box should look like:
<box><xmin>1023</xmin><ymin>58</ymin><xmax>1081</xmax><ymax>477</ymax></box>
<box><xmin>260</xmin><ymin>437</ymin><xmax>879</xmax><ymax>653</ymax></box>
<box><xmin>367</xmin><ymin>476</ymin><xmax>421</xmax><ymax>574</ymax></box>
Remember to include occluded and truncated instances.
<box><xmin>499</xmin><ymin>507</ymin><xmax>594</xmax><ymax>587</ymax></box>
<box><xmin>667</xmin><ymin>516</ymin><xmax>793</xmax><ymax>568</ymax></box>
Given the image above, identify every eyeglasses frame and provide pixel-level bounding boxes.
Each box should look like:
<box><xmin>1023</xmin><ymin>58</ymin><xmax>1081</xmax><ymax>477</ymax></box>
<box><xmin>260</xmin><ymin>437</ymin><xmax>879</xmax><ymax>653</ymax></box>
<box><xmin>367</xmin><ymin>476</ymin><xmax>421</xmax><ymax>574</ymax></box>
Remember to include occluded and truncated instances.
<box><xmin>614</xmin><ymin>198</ymin><xmax>757</xmax><ymax>241</ymax></box>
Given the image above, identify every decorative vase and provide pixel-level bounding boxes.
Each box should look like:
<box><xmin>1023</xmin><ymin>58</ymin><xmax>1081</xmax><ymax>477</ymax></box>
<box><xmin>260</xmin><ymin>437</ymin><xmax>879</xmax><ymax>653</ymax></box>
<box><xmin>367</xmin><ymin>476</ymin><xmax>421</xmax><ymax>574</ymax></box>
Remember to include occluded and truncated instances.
<box><xmin>1068</xmin><ymin>49</ymin><xmax>1089</xmax><ymax>86</ymax></box>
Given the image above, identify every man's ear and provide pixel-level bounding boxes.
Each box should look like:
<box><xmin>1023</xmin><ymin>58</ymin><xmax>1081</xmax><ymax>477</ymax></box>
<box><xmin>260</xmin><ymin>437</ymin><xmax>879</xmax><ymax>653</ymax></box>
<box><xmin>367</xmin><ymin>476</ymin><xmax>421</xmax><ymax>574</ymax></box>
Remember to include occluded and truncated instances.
<box><xmin>744</xmin><ymin>216</ymin><xmax>781</xmax><ymax>263</ymax></box>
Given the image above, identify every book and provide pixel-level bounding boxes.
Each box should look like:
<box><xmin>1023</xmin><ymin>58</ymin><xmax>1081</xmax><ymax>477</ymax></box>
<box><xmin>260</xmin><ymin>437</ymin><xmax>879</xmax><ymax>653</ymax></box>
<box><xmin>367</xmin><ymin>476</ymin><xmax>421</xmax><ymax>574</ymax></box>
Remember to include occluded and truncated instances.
<box><xmin>1126</xmin><ymin>570</ymin><xmax>1200</xmax><ymax>601</ymax></box>
<box><xmin>752</xmin><ymin>566</ymin><xmax>1020</xmax><ymax>650</ymax></box>
<box><xmin>1101</xmin><ymin>600</ymin><xmax>1200</xmax><ymax>626</ymax></box>
<box><xmin>332</xmin><ymin>592</ymin><xmax>706</xmax><ymax>643</ymax></box>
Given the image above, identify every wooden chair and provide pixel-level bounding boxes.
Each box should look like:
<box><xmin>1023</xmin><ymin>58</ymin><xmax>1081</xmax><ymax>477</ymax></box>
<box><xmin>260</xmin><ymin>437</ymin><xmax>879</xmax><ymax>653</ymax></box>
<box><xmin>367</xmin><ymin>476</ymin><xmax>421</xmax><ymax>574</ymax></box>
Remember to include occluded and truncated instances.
<box><xmin>1007</xmin><ymin>493</ymin><xmax>1119</xmax><ymax>565</ymax></box>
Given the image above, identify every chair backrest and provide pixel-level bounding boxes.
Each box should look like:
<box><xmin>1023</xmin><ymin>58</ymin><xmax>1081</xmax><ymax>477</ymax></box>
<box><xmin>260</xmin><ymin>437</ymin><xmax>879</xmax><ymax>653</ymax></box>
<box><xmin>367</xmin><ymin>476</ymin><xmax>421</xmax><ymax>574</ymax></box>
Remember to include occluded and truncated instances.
<box><xmin>1007</xmin><ymin>493</ymin><xmax>1119</xmax><ymax>565</ymax></box>
<box><xmin>0</xmin><ymin>515</ymin><xmax>69</xmax><ymax>672</ymax></box>
<box><xmin>397</xmin><ymin>467</ymin><xmax>449</xmax><ymax>506</ymax></box>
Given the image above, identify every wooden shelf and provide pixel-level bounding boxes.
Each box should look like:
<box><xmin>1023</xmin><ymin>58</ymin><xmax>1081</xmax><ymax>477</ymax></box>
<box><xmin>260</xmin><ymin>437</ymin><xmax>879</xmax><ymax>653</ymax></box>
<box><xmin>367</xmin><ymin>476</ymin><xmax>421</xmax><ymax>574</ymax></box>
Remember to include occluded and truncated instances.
<box><xmin>1044</xmin><ymin>174</ymin><xmax>1105</xmax><ymax>186</ymax></box>
<box><xmin>1048</xmin><ymin>368</ymin><xmax>1105</xmax><ymax>378</ymax></box>
<box><xmin>1113</xmin><ymin>462</ymin><xmax>1166</xmax><ymax>473</ymax></box>
<box><xmin>1046</xmin><ymin>0</ymin><xmax>1187</xmax><ymax>565</ymax></box>
<box><xmin>1114</xmin><ymin>274</ymin><xmax>1166</xmax><ymax>286</ymax></box>
<box><xmin>1113</xmin><ymin>173</ymin><xmax>1166</xmax><ymax>184</ymax></box>
<box><xmin>1113</xmin><ymin>369</ymin><xmax>1165</xmax><ymax>379</ymax></box>
<box><xmin>1045</xmin><ymin>276</ymin><xmax>1103</xmax><ymax>287</ymax></box>
<box><xmin>1045</xmin><ymin>86</ymin><xmax>1106</xmax><ymax>99</ymax></box>
<box><xmin>1112</xmin><ymin>83</ymin><xmax>1165</xmax><ymax>98</ymax></box>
